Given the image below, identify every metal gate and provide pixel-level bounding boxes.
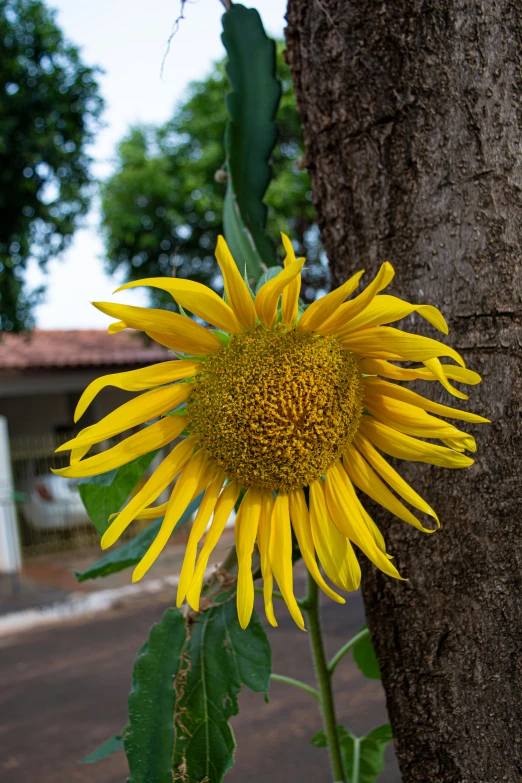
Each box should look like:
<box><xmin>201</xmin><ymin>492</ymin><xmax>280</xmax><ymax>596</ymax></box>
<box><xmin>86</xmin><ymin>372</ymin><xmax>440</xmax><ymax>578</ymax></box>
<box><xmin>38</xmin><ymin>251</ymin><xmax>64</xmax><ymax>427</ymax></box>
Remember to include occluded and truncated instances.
<box><xmin>10</xmin><ymin>433</ymin><xmax>154</xmax><ymax>560</ymax></box>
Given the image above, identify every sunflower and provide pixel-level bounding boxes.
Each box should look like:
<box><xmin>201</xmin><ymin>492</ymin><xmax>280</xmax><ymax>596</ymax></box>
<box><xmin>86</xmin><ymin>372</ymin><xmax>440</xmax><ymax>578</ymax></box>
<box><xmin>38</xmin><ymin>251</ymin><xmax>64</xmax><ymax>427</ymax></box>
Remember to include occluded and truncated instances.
<box><xmin>54</xmin><ymin>234</ymin><xmax>487</xmax><ymax>629</ymax></box>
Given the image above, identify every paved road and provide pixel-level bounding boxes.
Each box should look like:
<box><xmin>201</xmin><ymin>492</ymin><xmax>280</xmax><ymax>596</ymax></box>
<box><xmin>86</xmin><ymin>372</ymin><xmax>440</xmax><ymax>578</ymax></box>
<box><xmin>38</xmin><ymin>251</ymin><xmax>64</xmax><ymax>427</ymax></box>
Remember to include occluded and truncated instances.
<box><xmin>0</xmin><ymin>577</ymin><xmax>401</xmax><ymax>782</ymax></box>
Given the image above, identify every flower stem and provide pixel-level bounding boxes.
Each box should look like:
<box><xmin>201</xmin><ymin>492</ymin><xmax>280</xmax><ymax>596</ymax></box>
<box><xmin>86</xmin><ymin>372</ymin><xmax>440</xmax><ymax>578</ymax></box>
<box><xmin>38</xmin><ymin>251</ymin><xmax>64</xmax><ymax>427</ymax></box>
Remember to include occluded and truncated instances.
<box><xmin>352</xmin><ymin>736</ymin><xmax>361</xmax><ymax>782</ymax></box>
<box><xmin>304</xmin><ymin>573</ymin><xmax>346</xmax><ymax>783</ymax></box>
<box><xmin>328</xmin><ymin>627</ymin><xmax>369</xmax><ymax>674</ymax></box>
<box><xmin>254</xmin><ymin>586</ymin><xmax>285</xmax><ymax>602</ymax></box>
<box><xmin>270</xmin><ymin>673</ymin><xmax>319</xmax><ymax>700</ymax></box>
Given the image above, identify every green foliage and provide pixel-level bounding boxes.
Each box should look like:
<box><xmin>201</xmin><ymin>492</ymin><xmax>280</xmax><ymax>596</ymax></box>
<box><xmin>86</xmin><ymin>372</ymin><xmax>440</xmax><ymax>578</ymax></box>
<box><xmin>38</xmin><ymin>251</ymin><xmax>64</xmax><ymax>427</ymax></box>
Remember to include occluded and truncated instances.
<box><xmin>101</xmin><ymin>46</ymin><xmax>327</xmax><ymax>309</ymax></box>
<box><xmin>0</xmin><ymin>0</ymin><xmax>103</xmax><ymax>331</ymax></box>
<box><xmin>107</xmin><ymin>593</ymin><xmax>271</xmax><ymax>783</ymax></box>
<box><xmin>221</xmin><ymin>4</ymin><xmax>280</xmax><ymax>275</ymax></box>
<box><xmin>352</xmin><ymin>625</ymin><xmax>382</xmax><ymax>681</ymax></box>
<box><xmin>75</xmin><ymin>494</ymin><xmax>202</xmax><ymax>582</ymax></box>
<box><xmin>125</xmin><ymin>608</ymin><xmax>186</xmax><ymax>783</ymax></box>
<box><xmin>78</xmin><ymin>452</ymin><xmax>157</xmax><ymax>536</ymax></box>
<box><xmin>338</xmin><ymin>725</ymin><xmax>393</xmax><ymax>783</ymax></box>
<box><xmin>311</xmin><ymin>724</ymin><xmax>393</xmax><ymax>783</ymax></box>
<box><xmin>80</xmin><ymin>733</ymin><xmax>125</xmax><ymax>764</ymax></box>
<box><xmin>173</xmin><ymin>591</ymin><xmax>271</xmax><ymax>782</ymax></box>
<box><xmin>254</xmin><ymin>265</ymin><xmax>284</xmax><ymax>293</ymax></box>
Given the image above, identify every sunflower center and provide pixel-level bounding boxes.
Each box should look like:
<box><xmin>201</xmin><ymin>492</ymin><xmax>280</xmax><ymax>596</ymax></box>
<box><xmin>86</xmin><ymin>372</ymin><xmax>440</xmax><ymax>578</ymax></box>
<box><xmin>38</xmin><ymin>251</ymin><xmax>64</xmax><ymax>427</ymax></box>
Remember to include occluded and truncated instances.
<box><xmin>186</xmin><ymin>325</ymin><xmax>364</xmax><ymax>492</ymax></box>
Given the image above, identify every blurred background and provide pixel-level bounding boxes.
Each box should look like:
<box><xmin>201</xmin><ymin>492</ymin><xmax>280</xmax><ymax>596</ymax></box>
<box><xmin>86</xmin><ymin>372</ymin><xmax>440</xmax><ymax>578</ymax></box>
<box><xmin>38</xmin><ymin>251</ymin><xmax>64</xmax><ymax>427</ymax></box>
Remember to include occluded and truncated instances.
<box><xmin>0</xmin><ymin>1</ymin><xmax>399</xmax><ymax>781</ymax></box>
<box><xmin>7</xmin><ymin>0</ymin><xmax>326</xmax><ymax>334</ymax></box>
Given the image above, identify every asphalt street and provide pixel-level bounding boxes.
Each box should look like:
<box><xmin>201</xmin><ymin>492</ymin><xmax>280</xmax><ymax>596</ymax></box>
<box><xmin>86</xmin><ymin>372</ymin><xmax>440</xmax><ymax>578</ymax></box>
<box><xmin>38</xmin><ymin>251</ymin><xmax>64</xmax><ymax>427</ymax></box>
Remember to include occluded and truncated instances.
<box><xmin>0</xmin><ymin>576</ymin><xmax>401</xmax><ymax>782</ymax></box>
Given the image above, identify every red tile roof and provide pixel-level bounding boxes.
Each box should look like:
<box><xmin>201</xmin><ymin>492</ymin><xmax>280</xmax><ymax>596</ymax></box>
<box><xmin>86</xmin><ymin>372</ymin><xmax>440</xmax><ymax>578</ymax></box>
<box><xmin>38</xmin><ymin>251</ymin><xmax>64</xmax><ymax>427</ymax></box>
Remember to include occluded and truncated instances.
<box><xmin>0</xmin><ymin>330</ymin><xmax>169</xmax><ymax>370</ymax></box>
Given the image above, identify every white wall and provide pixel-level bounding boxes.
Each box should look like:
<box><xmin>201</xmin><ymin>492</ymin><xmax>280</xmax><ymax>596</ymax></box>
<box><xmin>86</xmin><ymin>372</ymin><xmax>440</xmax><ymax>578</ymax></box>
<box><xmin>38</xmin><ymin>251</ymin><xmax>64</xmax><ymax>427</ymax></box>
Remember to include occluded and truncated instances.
<box><xmin>0</xmin><ymin>416</ymin><xmax>22</xmax><ymax>573</ymax></box>
<box><xmin>0</xmin><ymin>377</ymin><xmax>135</xmax><ymax>437</ymax></box>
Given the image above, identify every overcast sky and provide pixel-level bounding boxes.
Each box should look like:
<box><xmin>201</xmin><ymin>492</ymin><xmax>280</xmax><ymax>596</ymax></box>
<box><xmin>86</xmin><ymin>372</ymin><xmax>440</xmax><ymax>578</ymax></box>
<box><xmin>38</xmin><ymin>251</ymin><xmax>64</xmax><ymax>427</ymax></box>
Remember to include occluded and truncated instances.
<box><xmin>28</xmin><ymin>0</ymin><xmax>287</xmax><ymax>329</ymax></box>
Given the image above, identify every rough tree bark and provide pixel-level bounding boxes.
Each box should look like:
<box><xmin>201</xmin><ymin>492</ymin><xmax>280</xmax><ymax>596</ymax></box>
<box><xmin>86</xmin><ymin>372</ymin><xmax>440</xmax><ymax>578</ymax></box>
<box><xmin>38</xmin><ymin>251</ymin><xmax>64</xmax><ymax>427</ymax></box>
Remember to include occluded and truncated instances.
<box><xmin>285</xmin><ymin>2</ymin><xmax>522</xmax><ymax>781</ymax></box>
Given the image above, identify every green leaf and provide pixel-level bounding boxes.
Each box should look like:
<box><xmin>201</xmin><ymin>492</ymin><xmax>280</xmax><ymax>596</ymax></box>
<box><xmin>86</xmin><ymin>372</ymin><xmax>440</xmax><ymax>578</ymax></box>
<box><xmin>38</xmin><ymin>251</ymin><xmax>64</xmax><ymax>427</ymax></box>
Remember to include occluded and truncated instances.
<box><xmin>309</xmin><ymin>729</ymin><xmax>328</xmax><ymax>748</ymax></box>
<box><xmin>365</xmin><ymin>724</ymin><xmax>394</xmax><ymax>743</ymax></box>
<box><xmin>125</xmin><ymin>607</ymin><xmax>187</xmax><ymax>783</ymax></box>
<box><xmin>173</xmin><ymin>591</ymin><xmax>271</xmax><ymax>782</ymax></box>
<box><xmin>254</xmin><ymin>265</ymin><xmax>284</xmax><ymax>293</ymax></box>
<box><xmin>352</xmin><ymin>624</ymin><xmax>382</xmax><ymax>680</ymax></box>
<box><xmin>212</xmin><ymin>330</ymin><xmax>232</xmax><ymax>346</ymax></box>
<box><xmin>78</xmin><ymin>451</ymin><xmax>158</xmax><ymax>536</ymax></box>
<box><xmin>222</xmin><ymin>4</ymin><xmax>281</xmax><ymax>276</ymax></box>
<box><xmin>223</xmin><ymin>189</ymin><xmax>265</xmax><ymax>280</ymax></box>
<box><xmin>339</xmin><ymin>724</ymin><xmax>393</xmax><ymax>783</ymax></box>
<box><xmin>75</xmin><ymin>494</ymin><xmax>203</xmax><ymax>582</ymax></box>
<box><xmin>79</xmin><ymin>732</ymin><xmax>125</xmax><ymax>763</ymax></box>
<box><xmin>310</xmin><ymin>724</ymin><xmax>393</xmax><ymax>783</ymax></box>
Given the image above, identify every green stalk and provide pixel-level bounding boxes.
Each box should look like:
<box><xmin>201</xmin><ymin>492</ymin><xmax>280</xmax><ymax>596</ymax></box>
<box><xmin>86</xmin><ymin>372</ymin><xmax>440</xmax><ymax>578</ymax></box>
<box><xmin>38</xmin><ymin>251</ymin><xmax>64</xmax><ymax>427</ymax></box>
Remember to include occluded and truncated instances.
<box><xmin>270</xmin><ymin>673</ymin><xmax>319</xmax><ymax>700</ymax></box>
<box><xmin>303</xmin><ymin>573</ymin><xmax>346</xmax><ymax>783</ymax></box>
<box><xmin>254</xmin><ymin>586</ymin><xmax>284</xmax><ymax>602</ymax></box>
<box><xmin>352</xmin><ymin>736</ymin><xmax>361</xmax><ymax>782</ymax></box>
<box><xmin>328</xmin><ymin>627</ymin><xmax>370</xmax><ymax>674</ymax></box>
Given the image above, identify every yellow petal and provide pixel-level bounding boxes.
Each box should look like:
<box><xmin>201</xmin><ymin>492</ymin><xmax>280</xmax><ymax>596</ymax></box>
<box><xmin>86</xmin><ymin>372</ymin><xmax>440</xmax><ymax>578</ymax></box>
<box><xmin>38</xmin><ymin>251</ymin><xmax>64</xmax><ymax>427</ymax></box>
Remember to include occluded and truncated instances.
<box><xmin>58</xmin><ymin>383</ymin><xmax>193</xmax><ymax>453</ymax></box>
<box><xmin>309</xmin><ymin>479</ymin><xmax>361</xmax><ymax>591</ymax></box>
<box><xmin>422</xmin><ymin>357</ymin><xmax>471</xmax><ymax>400</ymax></box>
<box><xmin>363</xmin><ymin>393</ymin><xmax>476</xmax><ymax>447</ymax></box>
<box><xmin>131</xmin><ymin>466</ymin><xmax>217</xmax><ymax>524</ymax></box>
<box><xmin>359</xmin><ymin>358</ymin><xmax>481</xmax><ymax>387</ymax></box>
<box><xmin>323</xmin><ymin>464</ymin><xmax>390</xmax><ymax>557</ymax></box>
<box><xmin>289</xmin><ymin>488</ymin><xmax>344</xmax><ymax>603</ymax></box>
<box><xmin>186</xmin><ymin>480</ymin><xmax>241</xmax><ymax>611</ymax></box>
<box><xmin>441</xmin><ymin>435</ymin><xmax>477</xmax><ymax>453</ymax></box>
<box><xmin>235</xmin><ymin>489</ymin><xmax>263</xmax><ymax>629</ymax></box>
<box><xmin>52</xmin><ymin>415</ymin><xmax>188</xmax><ymax>478</ymax></box>
<box><xmin>107</xmin><ymin>320</ymin><xmax>127</xmax><ymax>334</ymax></box>
<box><xmin>115</xmin><ymin>278</ymin><xmax>243</xmax><ymax>334</ymax></box>
<box><xmin>353</xmin><ymin>433</ymin><xmax>438</xmax><ymax>520</ymax></box>
<box><xmin>280</xmin><ymin>233</ymin><xmax>301</xmax><ymax>325</ymax></box>
<box><xmin>357</xmin><ymin>501</ymin><xmax>389</xmax><ymax>555</ymax></box>
<box><xmin>255</xmin><ymin>256</ymin><xmax>305</xmax><ymax>328</ymax></box>
<box><xmin>359</xmin><ymin>416</ymin><xmax>474</xmax><ymax>468</ymax></box>
<box><xmin>339</xmin><ymin>326</ymin><xmax>465</xmax><ymax>367</ymax></box>
<box><xmin>176</xmin><ymin>471</ymin><xmax>226</xmax><ymax>606</ymax></box>
<box><xmin>269</xmin><ymin>493</ymin><xmax>305</xmax><ymax>630</ymax></box>
<box><xmin>336</xmin><ymin>294</ymin><xmax>448</xmax><ymax>336</ymax></box>
<box><xmin>190</xmin><ymin>462</ymin><xmax>220</xmax><ymax>501</ymax></box>
<box><xmin>317</xmin><ymin>262</ymin><xmax>394</xmax><ymax>335</ymax></box>
<box><xmin>70</xmin><ymin>442</ymin><xmax>90</xmax><ymax>465</ymax></box>
<box><xmin>325</xmin><ymin>461</ymin><xmax>403</xmax><ymax>580</ymax></box>
<box><xmin>364</xmin><ymin>377</ymin><xmax>489</xmax><ymax>424</ymax></box>
<box><xmin>100</xmin><ymin>435</ymin><xmax>197</xmax><ymax>549</ymax></box>
<box><xmin>257</xmin><ymin>490</ymin><xmax>277</xmax><ymax>627</ymax></box>
<box><xmin>132</xmin><ymin>449</ymin><xmax>210</xmax><ymax>582</ymax></box>
<box><xmin>74</xmin><ymin>360</ymin><xmax>202</xmax><ymax>422</ymax></box>
<box><xmin>133</xmin><ymin>502</ymin><xmax>169</xmax><ymax>521</ymax></box>
<box><xmin>298</xmin><ymin>270</ymin><xmax>365</xmax><ymax>333</ymax></box>
<box><xmin>92</xmin><ymin>302</ymin><xmax>222</xmax><ymax>356</ymax></box>
<box><xmin>215</xmin><ymin>235</ymin><xmax>257</xmax><ymax>330</ymax></box>
<box><xmin>343</xmin><ymin>444</ymin><xmax>437</xmax><ymax>533</ymax></box>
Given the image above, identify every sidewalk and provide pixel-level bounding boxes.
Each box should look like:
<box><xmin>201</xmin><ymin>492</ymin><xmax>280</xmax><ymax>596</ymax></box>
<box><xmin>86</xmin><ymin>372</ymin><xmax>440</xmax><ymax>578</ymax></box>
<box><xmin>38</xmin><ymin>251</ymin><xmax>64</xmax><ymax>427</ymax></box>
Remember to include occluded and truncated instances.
<box><xmin>0</xmin><ymin>527</ymin><xmax>235</xmax><ymax>621</ymax></box>
<box><xmin>0</xmin><ymin>571</ymin><xmax>68</xmax><ymax>614</ymax></box>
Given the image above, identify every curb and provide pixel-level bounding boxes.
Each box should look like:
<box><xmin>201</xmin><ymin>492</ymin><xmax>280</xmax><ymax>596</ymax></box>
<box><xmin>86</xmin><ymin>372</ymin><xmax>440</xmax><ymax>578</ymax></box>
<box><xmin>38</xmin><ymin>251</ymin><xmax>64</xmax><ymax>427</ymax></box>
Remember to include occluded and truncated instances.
<box><xmin>0</xmin><ymin>573</ymin><xmax>185</xmax><ymax>638</ymax></box>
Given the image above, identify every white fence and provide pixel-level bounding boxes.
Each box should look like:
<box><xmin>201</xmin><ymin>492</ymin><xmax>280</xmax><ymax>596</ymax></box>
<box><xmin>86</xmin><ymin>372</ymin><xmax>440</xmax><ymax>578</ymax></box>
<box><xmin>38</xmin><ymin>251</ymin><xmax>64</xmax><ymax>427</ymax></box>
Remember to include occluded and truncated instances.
<box><xmin>0</xmin><ymin>416</ymin><xmax>22</xmax><ymax>573</ymax></box>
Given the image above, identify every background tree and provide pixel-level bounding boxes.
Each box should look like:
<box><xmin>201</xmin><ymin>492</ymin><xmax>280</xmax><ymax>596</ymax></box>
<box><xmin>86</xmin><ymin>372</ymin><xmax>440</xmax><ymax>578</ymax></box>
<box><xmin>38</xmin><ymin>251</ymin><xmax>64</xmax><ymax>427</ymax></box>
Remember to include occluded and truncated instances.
<box><xmin>285</xmin><ymin>1</ymin><xmax>522</xmax><ymax>781</ymax></box>
<box><xmin>101</xmin><ymin>45</ymin><xmax>327</xmax><ymax>308</ymax></box>
<box><xmin>0</xmin><ymin>0</ymin><xmax>103</xmax><ymax>332</ymax></box>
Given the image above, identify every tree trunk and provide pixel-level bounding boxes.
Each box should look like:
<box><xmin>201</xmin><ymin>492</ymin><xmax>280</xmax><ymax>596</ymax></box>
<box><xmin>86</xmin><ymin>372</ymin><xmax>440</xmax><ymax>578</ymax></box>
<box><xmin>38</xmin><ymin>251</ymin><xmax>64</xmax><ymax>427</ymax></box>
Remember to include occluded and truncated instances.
<box><xmin>285</xmin><ymin>2</ymin><xmax>522</xmax><ymax>781</ymax></box>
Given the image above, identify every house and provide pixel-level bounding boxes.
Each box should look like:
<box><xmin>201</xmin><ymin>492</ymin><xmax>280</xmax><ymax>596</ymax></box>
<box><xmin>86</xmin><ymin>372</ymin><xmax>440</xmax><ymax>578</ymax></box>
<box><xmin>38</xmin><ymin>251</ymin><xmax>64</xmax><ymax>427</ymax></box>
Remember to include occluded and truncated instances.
<box><xmin>0</xmin><ymin>330</ymin><xmax>170</xmax><ymax>572</ymax></box>
<box><xmin>0</xmin><ymin>329</ymin><xmax>169</xmax><ymax>437</ymax></box>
